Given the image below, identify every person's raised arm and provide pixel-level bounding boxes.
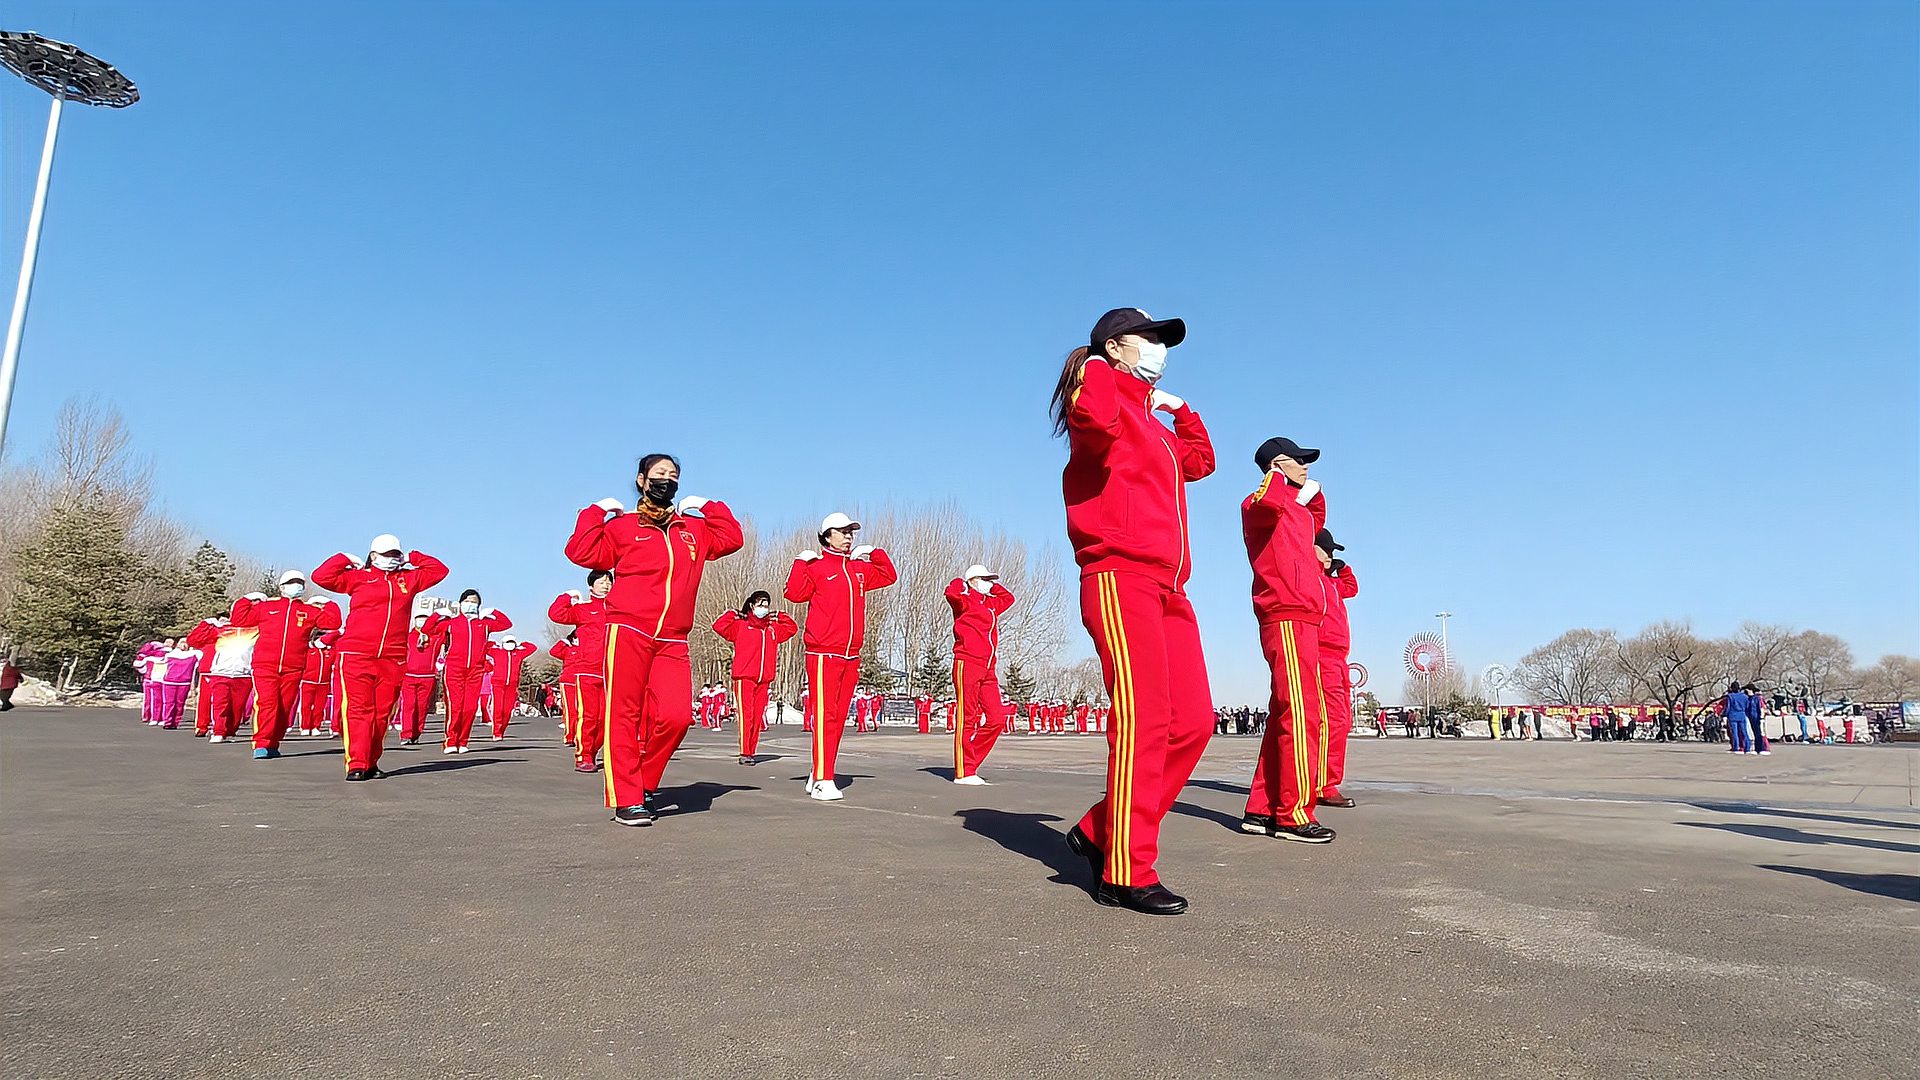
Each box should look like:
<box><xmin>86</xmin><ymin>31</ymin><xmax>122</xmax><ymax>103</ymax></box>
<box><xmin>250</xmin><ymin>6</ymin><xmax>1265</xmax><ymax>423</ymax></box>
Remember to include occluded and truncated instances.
<box><xmin>1335</xmin><ymin>563</ymin><xmax>1358</xmax><ymax>599</ymax></box>
<box><xmin>783</xmin><ymin>555</ymin><xmax>818</xmax><ymax>603</ymax></box>
<box><xmin>548</xmin><ymin>592</ymin><xmax>579</xmax><ymax>624</ymax></box>
<box><xmin>408</xmin><ymin>551</ymin><xmax>450</xmax><ymax>591</ymax></box>
<box><xmin>772</xmin><ymin>612</ymin><xmax>799</xmax><ymax>643</ymax></box>
<box><xmin>1067</xmin><ymin>357</ymin><xmax>1126</xmax><ymax>448</ymax></box>
<box><xmin>990</xmin><ymin>582</ymin><xmax>1017</xmax><ymax>614</ymax></box>
<box><xmin>944</xmin><ymin>578</ymin><xmax>968</xmax><ymax>615</ymax></box>
<box><xmin>687</xmin><ymin>499</ymin><xmax>745</xmax><ymax>561</ymax></box>
<box><xmin>311</xmin><ymin>553</ymin><xmax>360</xmax><ymax>592</ymax></box>
<box><xmin>862</xmin><ymin>548</ymin><xmax>899</xmax><ymax>589</ymax></box>
<box><xmin>484</xmin><ymin>607</ymin><xmax>513</xmax><ymax>634</ymax></box>
<box><xmin>565</xmin><ymin>503</ymin><xmax>623</xmax><ymax>571</ymax></box>
<box><xmin>712</xmin><ymin>609</ymin><xmax>741</xmax><ymax>641</ymax></box>
<box><xmin>230</xmin><ymin>595</ymin><xmax>262</xmax><ymax>627</ymax></box>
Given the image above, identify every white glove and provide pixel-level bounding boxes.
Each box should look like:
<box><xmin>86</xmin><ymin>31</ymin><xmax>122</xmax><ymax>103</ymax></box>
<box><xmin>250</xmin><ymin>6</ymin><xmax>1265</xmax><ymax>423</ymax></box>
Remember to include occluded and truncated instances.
<box><xmin>796</xmin><ymin>550</ymin><xmax>820</xmax><ymax>562</ymax></box>
<box><xmin>1294</xmin><ymin>478</ymin><xmax>1322</xmax><ymax>505</ymax></box>
<box><xmin>244</xmin><ymin>592</ymin><xmax>267</xmax><ymax>602</ymax></box>
<box><xmin>482</xmin><ymin>607</ymin><xmax>496</xmax><ymax>618</ymax></box>
<box><xmin>339</xmin><ymin>552</ymin><xmax>363</xmax><ymax>568</ymax></box>
<box><xmin>1150</xmin><ymin>389</ymin><xmax>1185</xmax><ymax>413</ymax></box>
<box><xmin>566</xmin><ymin>590</ymin><xmax>582</xmax><ymax>602</ymax></box>
<box><xmin>594</xmin><ymin>498</ymin><xmax>625</xmax><ymax>514</ymax></box>
<box><xmin>677</xmin><ymin>496</ymin><xmax>709</xmax><ymax>514</ymax></box>
<box><xmin>852</xmin><ymin>544</ymin><xmax>875</xmax><ymax>560</ymax></box>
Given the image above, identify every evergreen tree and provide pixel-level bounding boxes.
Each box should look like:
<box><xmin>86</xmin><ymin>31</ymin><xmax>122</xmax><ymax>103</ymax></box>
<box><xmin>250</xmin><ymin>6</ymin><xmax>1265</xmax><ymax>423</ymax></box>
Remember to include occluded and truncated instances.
<box><xmin>1002</xmin><ymin>662</ymin><xmax>1036</xmax><ymax>704</ymax></box>
<box><xmin>181</xmin><ymin>542</ymin><xmax>237</xmax><ymax>621</ymax></box>
<box><xmin>858</xmin><ymin>638</ymin><xmax>898</xmax><ymax>692</ymax></box>
<box><xmin>7</xmin><ymin>498</ymin><xmax>140</xmax><ymax>683</ymax></box>
<box><xmin>912</xmin><ymin>644</ymin><xmax>950</xmax><ymax>696</ymax></box>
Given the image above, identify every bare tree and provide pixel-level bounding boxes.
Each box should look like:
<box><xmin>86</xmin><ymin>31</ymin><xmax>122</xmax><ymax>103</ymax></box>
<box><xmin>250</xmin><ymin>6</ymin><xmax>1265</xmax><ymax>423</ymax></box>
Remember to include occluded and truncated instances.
<box><xmin>1854</xmin><ymin>655</ymin><xmax>1920</xmax><ymax>701</ymax></box>
<box><xmin>1512</xmin><ymin>628</ymin><xmax>1623</xmax><ymax>705</ymax></box>
<box><xmin>1725</xmin><ymin>622</ymin><xmax>1796</xmax><ymax>687</ymax></box>
<box><xmin>1612</xmin><ymin>620</ymin><xmax>1726</xmax><ymax>721</ymax></box>
<box><xmin>1782</xmin><ymin>630</ymin><xmax>1856</xmax><ymax>705</ymax></box>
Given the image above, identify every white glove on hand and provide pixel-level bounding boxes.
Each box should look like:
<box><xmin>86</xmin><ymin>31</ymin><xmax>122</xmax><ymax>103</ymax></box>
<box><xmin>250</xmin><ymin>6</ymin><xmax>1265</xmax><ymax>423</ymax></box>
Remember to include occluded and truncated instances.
<box><xmin>482</xmin><ymin>607</ymin><xmax>497</xmax><ymax>618</ymax></box>
<box><xmin>339</xmin><ymin>553</ymin><xmax>363</xmax><ymax>568</ymax></box>
<box><xmin>1150</xmin><ymin>389</ymin><xmax>1185</xmax><ymax>413</ymax></box>
<box><xmin>797</xmin><ymin>550</ymin><xmax>820</xmax><ymax>562</ymax></box>
<box><xmin>852</xmin><ymin>545</ymin><xmax>875</xmax><ymax>560</ymax></box>
<box><xmin>677</xmin><ymin>496</ymin><xmax>709</xmax><ymax>514</ymax></box>
<box><xmin>594</xmin><ymin>498</ymin><xmax>625</xmax><ymax>513</ymax></box>
<box><xmin>1295</xmin><ymin>478</ymin><xmax>1322</xmax><ymax>505</ymax></box>
<box><xmin>244</xmin><ymin>592</ymin><xmax>267</xmax><ymax>602</ymax></box>
<box><xmin>566</xmin><ymin>590</ymin><xmax>582</xmax><ymax>602</ymax></box>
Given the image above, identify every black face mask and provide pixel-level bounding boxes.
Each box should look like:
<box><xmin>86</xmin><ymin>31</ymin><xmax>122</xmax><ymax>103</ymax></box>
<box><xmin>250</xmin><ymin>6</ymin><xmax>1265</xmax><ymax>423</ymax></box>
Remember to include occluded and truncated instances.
<box><xmin>640</xmin><ymin>476</ymin><xmax>679</xmax><ymax>506</ymax></box>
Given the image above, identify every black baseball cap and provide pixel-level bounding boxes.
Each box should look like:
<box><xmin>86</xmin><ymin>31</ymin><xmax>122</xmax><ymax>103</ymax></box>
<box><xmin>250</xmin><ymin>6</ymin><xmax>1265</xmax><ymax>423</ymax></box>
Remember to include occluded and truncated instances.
<box><xmin>1254</xmin><ymin>436</ymin><xmax>1321</xmax><ymax>472</ymax></box>
<box><xmin>1090</xmin><ymin>307</ymin><xmax>1186</xmax><ymax>353</ymax></box>
<box><xmin>1315</xmin><ymin>528</ymin><xmax>1344</xmax><ymax>553</ymax></box>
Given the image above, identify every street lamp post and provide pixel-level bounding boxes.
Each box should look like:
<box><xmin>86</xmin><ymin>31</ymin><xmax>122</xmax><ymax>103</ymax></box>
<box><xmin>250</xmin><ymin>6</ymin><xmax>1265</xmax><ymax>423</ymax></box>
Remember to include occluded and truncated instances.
<box><xmin>0</xmin><ymin>31</ymin><xmax>138</xmax><ymax>458</ymax></box>
<box><xmin>1434</xmin><ymin>611</ymin><xmax>1452</xmax><ymax>670</ymax></box>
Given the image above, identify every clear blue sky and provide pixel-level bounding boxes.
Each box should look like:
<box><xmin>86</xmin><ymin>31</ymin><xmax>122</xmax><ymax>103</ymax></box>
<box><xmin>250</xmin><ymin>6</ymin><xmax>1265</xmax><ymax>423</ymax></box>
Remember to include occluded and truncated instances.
<box><xmin>1</xmin><ymin>1</ymin><xmax>1914</xmax><ymax>701</ymax></box>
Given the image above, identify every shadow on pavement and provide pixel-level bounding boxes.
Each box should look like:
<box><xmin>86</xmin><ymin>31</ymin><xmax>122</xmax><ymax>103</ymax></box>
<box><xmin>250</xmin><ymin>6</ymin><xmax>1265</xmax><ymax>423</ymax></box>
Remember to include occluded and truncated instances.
<box><xmin>656</xmin><ymin>782</ymin><xmax>756</xmax><ymax>815</ymax></box>
<box><xmin>1759</xmin><ymin>864</ymin><xmax>1920</xmax><ymax>903</ymax></box>
<box><xmin>1170</xmin><ymin>799</ymin><xmax>1244</xmax><ymax>832</ymax></box>
<box><xmin>277</xmin><ymin>749</ymin><xmax>342</xmax><ymax>759</ymax></box>
<box><xmin>920</xmin><ymin>766</ymin><xmax>957</xmax><ymax>782</ymax></box>
<box><xmin>784</xmin><ymin>773</ymin><xmax>872</xmax><ymax>790</ymax></box>
<box><xmin>1188</xmin><ymin>778</ymin><xmax>1251</xmax><ymax>797</ymax></box>
<box><xmin>1689</xmin><ymin>802</ymin><xmax>1920</xmax><ymax>832</ymax></box>
<box><xmin>1676</xmin><ymin>821</ymin><xmax>1920</xmax><ymax>855</ymax></box>
<box><xmin>954</xmin><ymin>808</ymin><xmax>1090</xmax><ymax>892</ymax></box>
<box><xmin>383</xmin><ymin>757</ymin><xmax>523</xmax><ymax>777</ymax></box>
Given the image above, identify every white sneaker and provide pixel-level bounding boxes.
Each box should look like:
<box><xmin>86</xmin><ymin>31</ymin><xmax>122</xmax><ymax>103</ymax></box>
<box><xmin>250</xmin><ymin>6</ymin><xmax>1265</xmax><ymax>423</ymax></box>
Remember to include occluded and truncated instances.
<box><xmin>208</xmin><ymin>735</ymin><xmax>225</xmax><ymax>744</ymax></box>
<box><xmin>810</xmin><ymin>780</ymin><xmax>844</xmax><ymax>801</ymax></box>
<box><xmin>442</xmin><ymin>746</ymin><xmax>459</xmax><ymax>755</ymax></box>
<box><xmin>1759</xmin><ymin>750</ymin><xmax>1772</xmax><ymax>755</ymax></box>
<box><xmin>456</xmin><ymin>746</ymin><xmax>470</xmax><ymax>755</ymax></box>
<box><xmin>953</xmin><ymin>775</ymin><xmax>989</xmax><ymax>786</ymax></box>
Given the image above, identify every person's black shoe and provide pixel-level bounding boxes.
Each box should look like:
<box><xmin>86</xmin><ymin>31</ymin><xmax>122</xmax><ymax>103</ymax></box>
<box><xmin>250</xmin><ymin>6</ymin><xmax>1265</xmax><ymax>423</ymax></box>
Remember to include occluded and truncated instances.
<box><xmin>612</xmin><ymin>805</ymin><xmax>654</xmax><ymax>827</ymax></box>
<box><xmin>1065</xmin><ymin>825</ymin><xmax>1103</xmax><ymax>880</ymax></box>
<box><xmin>368</xmin><ymin>768</ymin><xmax>387</xmax><ymax>780</ymax></box>
<box><xmin>642</xmin><ymin>790</ymin><xmax>662</xmax><ymax>815</ymax></box>
<box><xmin>1240</xmin><ymin>812</ymin><xmax>1279</xmax><ymax>836</ymax></box>
<box><xmin>344</xmin><ymin>769</ymin><xmax>372</xmax><ymax>782</ymax></box>
<box><xmin>1094</xmin><ymin>881</ymin><xmax>1189</xmax><ymax>915</ymax></box>
<box><xmin>1317</xmin><ymin>795</ymin><xmax>1357</xmax><ymax>808</ymax></box>
<box><xmin>1274</xmin><ymin>822</ymin><xmax>1336</xmax><ymax>843</ymax></box>
<box><xmin>737</xmin><ymin>755</ymin><xmax>752</xmax><ymax>766</ymax></box>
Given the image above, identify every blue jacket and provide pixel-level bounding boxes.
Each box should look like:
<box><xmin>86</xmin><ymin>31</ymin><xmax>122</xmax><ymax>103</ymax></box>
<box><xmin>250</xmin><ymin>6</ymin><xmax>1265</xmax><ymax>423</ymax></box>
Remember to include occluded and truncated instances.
<box><xmin>1724</xmin><ymin>690</ymin><xmax>1751</xmax><ymax>722</ymax></box>
<box><xmin>1744</xmin><ymin>693</ymin><xmax>1764</xmax><ymax>721</ymax></box>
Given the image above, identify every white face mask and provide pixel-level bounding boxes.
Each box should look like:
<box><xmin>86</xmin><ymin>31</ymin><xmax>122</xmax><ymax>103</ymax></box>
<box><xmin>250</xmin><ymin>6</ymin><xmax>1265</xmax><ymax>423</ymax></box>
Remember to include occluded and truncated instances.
<box><xmin>752</xmin><ymin>605</ymin><xmax>770</xmax><ymax>619</ymax></box>
<box><xmin>371</xmin><ymin>554</ymin><xmax>403</xmax><ymax>572</ymax></box>
<box><xmin>1129</xmin><ymin>339</ymin><xmax>1168</xmax><ymax>383</ymax></box>
<box><xmin>460</xmin><ymin>600</ymin><xmax>480</xmax><ymax>616</ymax></box>
<box><xmin>970</xmin><ymin>578</ymin><xmax>994</xmax><ymax>595</ymax></box>
<box><xmin>279</xmin><ymin>582</ymin><xmax>306</xmax><ymax>599</ymax></box>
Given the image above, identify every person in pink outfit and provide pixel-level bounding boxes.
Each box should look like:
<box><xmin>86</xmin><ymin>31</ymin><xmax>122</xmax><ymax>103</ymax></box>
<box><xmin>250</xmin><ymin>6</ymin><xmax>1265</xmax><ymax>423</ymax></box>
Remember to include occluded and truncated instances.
<box><xmin>157</xmin><ymin>643</ymin><xmax>201</xmax><ymax>729</ymax></box>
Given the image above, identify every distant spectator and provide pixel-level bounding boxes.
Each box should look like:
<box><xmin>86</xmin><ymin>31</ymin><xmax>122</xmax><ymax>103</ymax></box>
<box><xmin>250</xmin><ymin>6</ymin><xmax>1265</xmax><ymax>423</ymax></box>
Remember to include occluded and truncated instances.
<box><xmin>0</xmin><ymin>654</ymin><xmax>19</xmax><ymax>711</ymax></box>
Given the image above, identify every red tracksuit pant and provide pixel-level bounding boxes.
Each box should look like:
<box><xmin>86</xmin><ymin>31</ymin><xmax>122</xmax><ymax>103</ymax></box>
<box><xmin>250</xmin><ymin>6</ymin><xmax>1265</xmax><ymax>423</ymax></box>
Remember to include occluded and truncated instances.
<box><xmin>600</xmin><ymin>626</ymin><xmax>693</xmax><ymax>807</ymax></box>
<box><xmin>574</xmin><ymin>674</ymin><xmax>605</xmax><ymax>764</ymax></box>
<box><xmin>443</xmin><ymin>667</ymin><xmax>487</xmax><ymax>749</ymax></box>
<box><xmin>250</xmin><ymin>669</ymin><xmax>301</xmax><ymax>750</ymax></box>
<box><xmin>336</xmin><ymin>654</ymin><xmax>402</xmax><ymax>773</ymax></box>
<box><xmin>398</xmin><ymin>674</ymin><xmax>435</xmax><ymax>740</ymax></box>
<box><xmin>805</xmin><ymin>652</ymin><xmax>860</xmax><ymax>785</ymax></box>
<box><xmin>734</xmin><ymin>677</ymin><xmax>771</xmax><ymax>757</ymax></box>
<box><xmin>560</xmin><ymin>677</ymin><xmax>580</xmax><ymax>743</ymax></box>
<box><xmin>1318</xmin><ymin>648</ymin><xmax>1353</xmax><ymax>800</ymax></box>
<box><xmin>299</xmin><ymin>679</ymin><xmax>330</xmax><ymax>733</ymax></box>
<box><xmin>192</xmin><ymin>675</ymin><xmax>214</xmax><ymax>733</ymax></box>
<box><xmin>1245</xmin><ymin>619</ymin><xmax>1326</xmax><ymax>826</ymax></box>
<box><xmin>202</xmin><ymin>674</ymin><xmax>250</xmax><ymax>737</ymax></box>
<box><xmin>952</xmin><ymin>656</ymin><xmax>1006</xmax><ymax>780</ymax></box>
<box><xmin>1075</xmin><ymin>571</ymin><xmax>1214</xmax><ymax>889</ymax></box>
<box><xmin>489</xmin><ymin>681</ymin><xmax>515</xmax><ymax>737</ymax></box>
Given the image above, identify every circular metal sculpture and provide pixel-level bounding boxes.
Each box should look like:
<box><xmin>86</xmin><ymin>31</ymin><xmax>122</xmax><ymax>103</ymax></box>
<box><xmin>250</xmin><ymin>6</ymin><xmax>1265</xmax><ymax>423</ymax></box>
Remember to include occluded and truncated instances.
<box><xmin>0</xmin><ymin>32</ymin><xmax>138</xmax><ymax>107</ymax></box>
<box><xmin>1481</xmin><ymin>663</ymin><xmax>1509</xmax><ymax>690</ymax></box>
<box><xmin>1404</xmin><ymin>632</ymin><xmax>1448</xmax><ymax>677</ymax></box>
<box><xmin>1348</xmin><ymin>661</ymin><xmax>1368</xmax><ymax>690</ymax></box>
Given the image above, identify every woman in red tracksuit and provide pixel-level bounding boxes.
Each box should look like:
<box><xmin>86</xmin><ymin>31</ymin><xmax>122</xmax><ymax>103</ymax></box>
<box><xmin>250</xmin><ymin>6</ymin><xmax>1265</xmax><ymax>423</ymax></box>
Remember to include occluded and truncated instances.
<box><xmin>565</xmin><ymin>454</ymin><xmax>743</xmax><ymax>826</ymax></box>
<box><xmin>550</xmin><ymin>569</ymin><xmax>612</xmax><ymax>772</ymax></box>
<box><xmin>1050</xmin><ymin>307</ymin><xmax>1215</xmax><ymax>916</ymax></box>
<box><xmin>484</xmin><ymin>636</ymin><xmax>536</xmax><ymax>738</ymax></box>
<box><xmin>398</xmin><ymin>614</ymin><xmax>443</xmax><ymax>744</ymax></box>
<box><xmin>423</xmin><ymin>589</ymin><xmax>512</xmax><ymax>754</ymax></box>
<box><xmin>1314</xmin><ymin>528</ymin><xmax>1360</xmax><ymax>809</ymax></box>
<box><xmin>311</xmin><ymin>535</ymin><xmax>450</xmax><ymax>781</ymax></box>
<box><xmin>784</xmin><ymin>511</ymin><xmax>897</xmax><ymax>802</ymax></box>
<box><xmin>712</xmin><ymin>589</ymin><xmax>799</xmax><ymax>766</ymax></box>
<box><xmin>947</xmin><ymin>565</ymin><xmax>1016</xmax><ymax>785</ymax></box>
<box><xmin>300</xmin><ymin>626</ymin><xmax>340</xmax><ymax>736</ymax></box>
<box><xmin>231</xmin><ymin>569</ymin><xmax>342</xmax><ymax>757</ymax></box>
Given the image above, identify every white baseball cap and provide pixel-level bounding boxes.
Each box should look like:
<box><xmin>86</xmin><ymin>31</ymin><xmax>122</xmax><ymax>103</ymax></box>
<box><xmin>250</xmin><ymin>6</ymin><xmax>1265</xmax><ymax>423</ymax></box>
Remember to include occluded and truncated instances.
<box><xmin>962</xmin><ymin>564</ymin><xmax>997</xmax><ymax>581</ymax></box>
<box><xmin>369</xmin><ymin>534</ymin><xmax>402</xmax><ymax>554</ymax></box>
<box><xmin>819</xmin><ymin>512</ymin><xmax>860</xmax><ymax>533</ymax></box>
<box><xmin>278</xmin><ymin>569</ymin><xmax>307</xmax><ymax>585</ymax></box>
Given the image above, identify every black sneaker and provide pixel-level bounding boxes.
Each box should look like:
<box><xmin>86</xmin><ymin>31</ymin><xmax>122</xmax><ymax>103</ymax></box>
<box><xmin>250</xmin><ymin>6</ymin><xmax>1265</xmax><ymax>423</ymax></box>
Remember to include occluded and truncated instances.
<box><xmin>737</xmin><ymin>755</ymin><xmax>752</xmax><ymax>766</ymax></box>
<box><xmin>1317</xmin><ymin>795</ymin><xmax>1357</xmax><ymax>808</ymax></box>
<box><xmin>1065</xmin><ymin>825</ymin><xmax>1104</xmax><ymax>881</ymax></box>
<box><xmin>1273</xmin><ymin>822</ymin><xmax>1336</xmax><ymax>844</ymax></box>
<box><xmin>612</xmin><ymin>805</ymin><xmax>654</xmax><ymax>827</ymax></box>
<box><xmin>1094</xmin><ymin>881</ymin><xmax>1189</xmax><ymax>915</ymax></box>
<box><xmin>368</xmin><ymin>768</ymin><xmax>387</xmax><ymax>780</ymax></box>
<box><xmin>1240</xmin><ymin>812</ymin><xmax>1279</xmax><ymax>836</ymax></box>
<box><xmin>642</xmin><ymin>790</ymin><xmax>661</xmax><ymax>814</ymax></box>
<box><xmin>344</xmin><ymin>769</ymin><xmax>372</xmax><ymax>782</ymax></box>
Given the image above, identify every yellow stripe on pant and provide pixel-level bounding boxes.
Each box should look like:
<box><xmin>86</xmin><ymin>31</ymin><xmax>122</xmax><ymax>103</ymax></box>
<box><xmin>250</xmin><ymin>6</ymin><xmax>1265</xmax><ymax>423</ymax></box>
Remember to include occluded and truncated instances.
<box><xmin>1281</xmin><ymin>623</ymin><xmax>1310</xmax><ymax>825</ymax></box>
<box><xmin>338</xmin><ymin>669</ymin><xmax>354</xmax><ymax>774</ymax></box>
<box><xmin>1097</xmin><ymin>573</ymin><xmax>1137</xmax><ymax>887</ymax></box>
<box><xmin>601</xmin><ymin>625</ymin><xmax>620</xmax><ymax>808</ymax></box>
<box><xmin>952</xmin><ymin>659</ymin><xmax>968</xmax><ymax>779</ymax></box>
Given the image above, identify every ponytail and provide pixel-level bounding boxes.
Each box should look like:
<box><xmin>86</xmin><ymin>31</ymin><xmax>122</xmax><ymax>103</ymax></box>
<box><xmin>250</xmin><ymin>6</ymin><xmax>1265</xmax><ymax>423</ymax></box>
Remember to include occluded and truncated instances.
<box><xmin>1049</xmin><ymin>345</ymin><xmax>1094</xmax><ymax>438</ymax></box>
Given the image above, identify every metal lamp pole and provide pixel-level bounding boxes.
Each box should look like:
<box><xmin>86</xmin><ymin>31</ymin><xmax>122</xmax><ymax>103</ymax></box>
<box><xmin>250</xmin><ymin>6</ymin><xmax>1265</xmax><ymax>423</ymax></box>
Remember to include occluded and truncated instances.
<box><xmin>0</xmin><ymin>31</ymin><xmax>138</xmax><ymax>458</ymax></box>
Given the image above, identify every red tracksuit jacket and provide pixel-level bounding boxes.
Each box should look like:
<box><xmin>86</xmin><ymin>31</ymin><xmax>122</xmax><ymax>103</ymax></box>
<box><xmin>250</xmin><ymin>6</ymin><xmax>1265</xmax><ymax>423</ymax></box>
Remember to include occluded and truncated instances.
<box><xmin>1242</xmin><ymin>474</ymin><xmax>1328</xmax><ymax>625</ymax></box>
<box><xmin>565</xmin><ymin>502</ymin><xmax>746</xmax><ymax>639</ymax></box>
<box><xmin>549</xmin><ymin>639</ymin><xmax>578</xmax><ymax>675</ymax></box>
<box><xmin>1319</xmin><ymin>565</ymin><xmax>1359</xmax><ymax>654</ymax></box>
<box><xmin>230</xmin><ymin>595</ymin><xmax>342</xmax><ymax>675</ymax></box>
<box><xmin>712</xmin><ymin>609</ymin><xmax>800</xmax><ymax>682</ymax></box>
<box><xmin>424</xmin><ymin>610</ymin><xmax>512</xmax><ymax>676</ymax></box>
<box><xmin>548</xmin><ymin>593</ymin><xmax>609</xmax><ymax>676</ymax></box>
<box><xmin>1062</xmin><ymin>358</ymin><xmax>1216</xmax><ymax>588</ymax></box>
<box><xmin>311</xmin><ymin>552</ymin><xmax>450</xmax><ymax>660</ymax></box>
<box><xmin>304</xmin><ymin>631</ymin><xmax>340</xmax><ymax>682</ymax></box>
<box><xmin>784</xmin><ymin>548</ymin><xmax>898</xmax><ymax>657</ymax></box>
<box><xmin>488</xmin><ymin>642</ymin><xmax>535</xmax><ymax>688</ymax></box>
<box><xmin>405</xmin><ymin>622</ymin><xmax>443</xmax><ymax>676</ymax></box>
<box><xmin>946</xmin><ymin>579</ymin><xmax>1016</xmax><ymax>665</ymax></box>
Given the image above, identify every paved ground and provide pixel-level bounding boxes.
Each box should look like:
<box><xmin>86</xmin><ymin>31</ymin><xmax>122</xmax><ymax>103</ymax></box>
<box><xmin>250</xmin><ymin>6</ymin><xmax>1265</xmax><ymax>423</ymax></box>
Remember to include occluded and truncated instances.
<box><xmin>2</xmin><ymin>707</ymin><xmax>1915</xmax><ymax>1079</ymax></box>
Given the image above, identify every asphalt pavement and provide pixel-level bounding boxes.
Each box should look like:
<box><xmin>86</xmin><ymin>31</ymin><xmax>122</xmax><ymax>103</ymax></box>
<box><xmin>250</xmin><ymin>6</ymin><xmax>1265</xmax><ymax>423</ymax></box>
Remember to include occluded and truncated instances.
<box><xmin>2</xmin><ymin>707</ymin><xmax>1915</xmax><ymax>1079</ymax></box>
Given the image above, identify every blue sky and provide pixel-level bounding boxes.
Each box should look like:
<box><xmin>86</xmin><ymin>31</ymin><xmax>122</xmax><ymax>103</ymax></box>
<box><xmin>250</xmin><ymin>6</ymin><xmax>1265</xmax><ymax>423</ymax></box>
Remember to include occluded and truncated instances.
<box><xmin>1</xmin><ymin>1</ymin><xmax>1913</xmax><ymax>701</ymax></box>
